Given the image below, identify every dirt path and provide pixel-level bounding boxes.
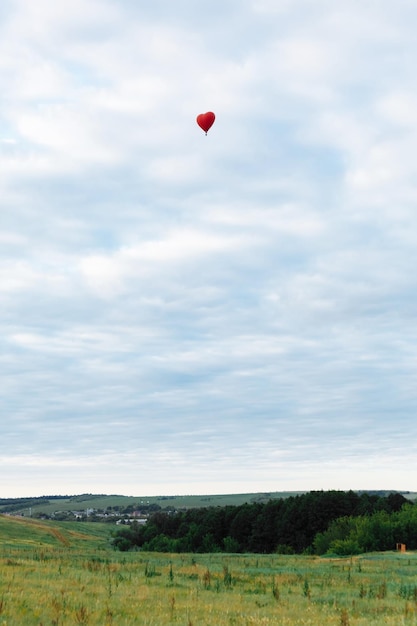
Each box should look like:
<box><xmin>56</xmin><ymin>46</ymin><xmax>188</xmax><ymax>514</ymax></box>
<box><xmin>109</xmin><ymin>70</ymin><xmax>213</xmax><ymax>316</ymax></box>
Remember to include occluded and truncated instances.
<box><xmin>8</xmin><ymin>516</ymin><xmax>70</xmax><ymax>546</ymax></box>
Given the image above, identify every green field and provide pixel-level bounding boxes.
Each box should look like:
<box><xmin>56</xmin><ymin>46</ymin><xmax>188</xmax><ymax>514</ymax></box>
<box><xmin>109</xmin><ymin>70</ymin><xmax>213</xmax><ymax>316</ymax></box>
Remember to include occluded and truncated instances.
<box><xmin>2</xmin><ymin>515</ymin><xmax>417</xmax><ymax>625</ymax></box>
<box><xmin>0</xmin><ymin>491</ymin><xmax>305</xmax><ymax>517</ymax></box>
<box><xmin>3</xmin><ymin>491</ymin><xmax>416</xmax><ymax>518</ymax></box>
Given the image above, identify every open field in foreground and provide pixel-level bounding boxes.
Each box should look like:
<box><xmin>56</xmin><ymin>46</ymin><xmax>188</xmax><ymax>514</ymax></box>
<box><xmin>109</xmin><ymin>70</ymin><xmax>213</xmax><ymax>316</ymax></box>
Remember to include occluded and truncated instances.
<box><xmin>1</xmin><ymin>516</ymin><xmax>417</xmax><ymax>624</ymax></box>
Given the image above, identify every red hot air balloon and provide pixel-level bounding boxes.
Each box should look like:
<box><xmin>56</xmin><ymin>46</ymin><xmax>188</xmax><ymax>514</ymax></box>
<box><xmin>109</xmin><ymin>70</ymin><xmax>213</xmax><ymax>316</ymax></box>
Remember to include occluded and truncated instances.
<box><xmin>196</xmin><ymin>111</ymin><xmax>215</xmax><ymax>135</ymax></box>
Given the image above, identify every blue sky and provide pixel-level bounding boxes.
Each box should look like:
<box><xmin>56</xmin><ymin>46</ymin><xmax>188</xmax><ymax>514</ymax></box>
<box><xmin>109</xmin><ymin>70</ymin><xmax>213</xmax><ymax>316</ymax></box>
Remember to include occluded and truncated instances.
<box><xmin>2</xmin><ymin>0</ymin><xmax>417</xmax><ymax>497</ymax></box>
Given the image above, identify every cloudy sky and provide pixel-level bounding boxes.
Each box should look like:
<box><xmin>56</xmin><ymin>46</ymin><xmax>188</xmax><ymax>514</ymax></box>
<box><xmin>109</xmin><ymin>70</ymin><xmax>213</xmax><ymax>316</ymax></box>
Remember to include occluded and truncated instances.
<box><xmin>2</xmin><ymin>0</ymin><xmax>417</xmax><ymax>498</ymax></box>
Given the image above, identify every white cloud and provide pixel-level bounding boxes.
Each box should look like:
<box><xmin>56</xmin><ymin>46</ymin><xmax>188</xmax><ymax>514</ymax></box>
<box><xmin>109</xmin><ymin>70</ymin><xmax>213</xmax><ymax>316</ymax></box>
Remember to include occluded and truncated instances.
<box><xmin>1</xmin><ymin>0</ymin><xmax>417</xmax><ymax>497</ymax></box>
<box><xmin>78</xmin><ymin>228</ymin><xmax>251</xmax><ymax>297</ymax></box>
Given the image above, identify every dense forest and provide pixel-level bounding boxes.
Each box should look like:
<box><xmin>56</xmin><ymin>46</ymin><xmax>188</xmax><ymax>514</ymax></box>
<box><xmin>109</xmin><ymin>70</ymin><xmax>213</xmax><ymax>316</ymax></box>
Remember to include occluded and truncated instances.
<box><xmin>111</xmin><ymin>490</ymin><xmax>415</xmax><ymax>555</ymax></box>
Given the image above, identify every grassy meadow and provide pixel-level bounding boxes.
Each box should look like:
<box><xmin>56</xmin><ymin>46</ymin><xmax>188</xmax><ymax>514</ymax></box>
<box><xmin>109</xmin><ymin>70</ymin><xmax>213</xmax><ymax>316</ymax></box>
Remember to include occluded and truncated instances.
<box><xmin>4</xmin><ymin>491</ymin><xmax>416</xmax><ymax>517</ymax></box>
<box><xmin>0</xmin><ymin>492</ymin><xmax>305</xmax><ymax>517</ymax></box>
<box><xmin>2</xmin><ymin>515</ymin><xmax>417</xmax><ymax>625</ymax></box>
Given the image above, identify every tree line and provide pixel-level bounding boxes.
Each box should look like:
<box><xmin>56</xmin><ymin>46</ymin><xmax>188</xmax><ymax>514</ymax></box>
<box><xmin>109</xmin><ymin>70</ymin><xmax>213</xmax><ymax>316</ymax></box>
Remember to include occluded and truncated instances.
<box><xmin>112</xmin><ymin>490</ymin><xmax>412</xmax><ymax>554</ymax></box>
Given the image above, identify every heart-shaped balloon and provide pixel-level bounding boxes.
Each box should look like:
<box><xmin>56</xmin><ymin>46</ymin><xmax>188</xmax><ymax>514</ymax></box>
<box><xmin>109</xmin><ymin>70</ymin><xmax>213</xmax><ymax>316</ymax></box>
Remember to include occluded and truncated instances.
<box><xmin>196</xmin><ymin>111</ymin><xmax>215</xmax><ymax>134</ymax></box>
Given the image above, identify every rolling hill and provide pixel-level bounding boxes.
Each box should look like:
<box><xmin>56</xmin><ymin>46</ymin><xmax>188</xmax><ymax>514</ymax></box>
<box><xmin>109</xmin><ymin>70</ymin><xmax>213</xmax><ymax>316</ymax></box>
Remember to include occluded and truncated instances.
<box><xmin>1</xmin><ymin>490</ymin><xmax>415</xmax><ymax>519</ymax></box>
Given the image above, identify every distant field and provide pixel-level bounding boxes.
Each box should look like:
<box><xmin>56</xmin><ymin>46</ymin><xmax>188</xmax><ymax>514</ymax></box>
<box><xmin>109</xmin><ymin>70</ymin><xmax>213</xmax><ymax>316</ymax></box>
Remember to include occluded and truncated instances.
<box><xmin>2</xmin><ymin>490</ymin><xmax>415</xmax><ymax>517</ymax></box>
<box><xmin>0</xmin><ymin>491</ymin><xmax>303</xmax><ymax>516</ymax></box>
<box><xmin>2</xmin><ymin>515</ymin><xmax>417</xmax><ymax>625</ymax></box>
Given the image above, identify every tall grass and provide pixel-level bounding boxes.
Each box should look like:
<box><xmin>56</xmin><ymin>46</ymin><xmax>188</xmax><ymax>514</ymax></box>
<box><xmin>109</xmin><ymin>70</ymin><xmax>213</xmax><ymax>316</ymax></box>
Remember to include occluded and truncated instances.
<box><xmin>2</xmin><ymin>516</ymin><xmax>417</xmax><ymax>624</ymax></box>
<box><xmin>2</xmin><ymin>548</ymin><xmax>417</xmax><ymax>624</ymax></box>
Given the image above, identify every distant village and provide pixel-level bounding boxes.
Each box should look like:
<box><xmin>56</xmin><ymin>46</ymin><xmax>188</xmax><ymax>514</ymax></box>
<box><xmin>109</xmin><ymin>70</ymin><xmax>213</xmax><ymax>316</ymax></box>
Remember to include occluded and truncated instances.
<box><xmin>3</xmin><ymin>502</ymin><xmax>167</xmax><ymax>524</ymax></box>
